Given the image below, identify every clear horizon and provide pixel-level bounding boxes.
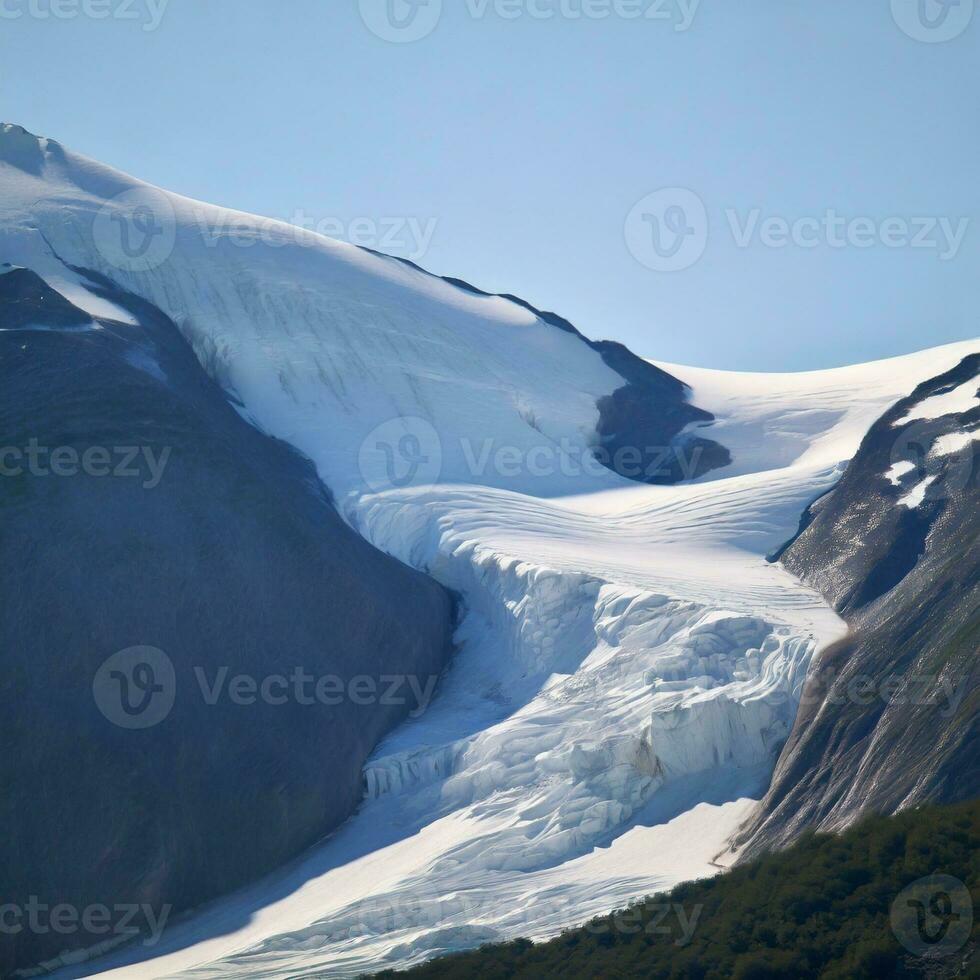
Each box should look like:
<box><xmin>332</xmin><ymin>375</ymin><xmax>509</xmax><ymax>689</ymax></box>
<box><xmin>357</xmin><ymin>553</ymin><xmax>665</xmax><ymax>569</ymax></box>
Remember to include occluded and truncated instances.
<box><xmin>2</xmin><ymin>0</ymin><xmax>977</xmax><ymax>370</ymax></box>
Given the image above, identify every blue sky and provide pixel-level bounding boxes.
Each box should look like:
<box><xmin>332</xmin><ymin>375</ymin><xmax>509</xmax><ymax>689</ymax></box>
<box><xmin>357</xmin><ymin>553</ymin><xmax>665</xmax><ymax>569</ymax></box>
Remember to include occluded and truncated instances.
<box><xmin>2</xmin><ymin>0</ymin><xmax>977</xmax><ymax>369</ymax></box>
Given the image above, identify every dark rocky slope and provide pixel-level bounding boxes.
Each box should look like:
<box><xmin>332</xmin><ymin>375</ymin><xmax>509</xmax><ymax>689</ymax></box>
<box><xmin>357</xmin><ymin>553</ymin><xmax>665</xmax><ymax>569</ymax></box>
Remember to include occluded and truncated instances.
<box><xmin>737</xmin><ymin>353</ymin><xmax>979</xmax><ymax>858</ymax></box>
<box><xmin>0</xmin><ymin>267</ymin><xmax>455</xmax><ymax>976</ymax></box>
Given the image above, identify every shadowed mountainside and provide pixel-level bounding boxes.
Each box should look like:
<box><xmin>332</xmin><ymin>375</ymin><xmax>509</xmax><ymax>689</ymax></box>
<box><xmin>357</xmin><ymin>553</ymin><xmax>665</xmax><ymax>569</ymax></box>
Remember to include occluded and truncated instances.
<box><xmin>0</xmin><ymin>267</ymin><xmax>455</xmax><ymax>976</ymax></box>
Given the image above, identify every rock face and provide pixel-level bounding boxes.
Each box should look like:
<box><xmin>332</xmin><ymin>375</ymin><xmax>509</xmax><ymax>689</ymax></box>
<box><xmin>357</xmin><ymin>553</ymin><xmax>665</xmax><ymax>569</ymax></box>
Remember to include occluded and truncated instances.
<box><xmin>737</xmin><ymin>354</ymin><xmax>979</xmax><ymax>857</ymax></box>
<box><xmin>0</xmin><ymin>268</ymin><xmax>455</xmax><ymax>976</ymax></box>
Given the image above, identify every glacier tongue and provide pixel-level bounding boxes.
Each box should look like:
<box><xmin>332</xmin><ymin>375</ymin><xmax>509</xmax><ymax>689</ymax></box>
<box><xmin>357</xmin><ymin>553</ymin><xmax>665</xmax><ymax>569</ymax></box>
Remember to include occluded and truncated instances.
<box><xmin>72</xmin><ymin>472</ymin><xmax>848</xmax><ymax>979</ymax></box>
<box><xmin>4</xmin><ymin>126</ymin><xmax>977</xmax><ymax>979</ymax></box>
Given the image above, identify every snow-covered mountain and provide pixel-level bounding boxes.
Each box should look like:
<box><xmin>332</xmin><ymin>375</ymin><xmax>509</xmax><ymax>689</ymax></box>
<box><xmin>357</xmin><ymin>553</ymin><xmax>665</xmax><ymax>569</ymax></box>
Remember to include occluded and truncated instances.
<box><xmin>0</xmin><ymin>123</ymin><xmax>976</xmax><ymax>979</ymax></box>
<box><xmin>0</xmin><ymin>124</ymin><xmax>728</xmax><ymax>500</ymax></box>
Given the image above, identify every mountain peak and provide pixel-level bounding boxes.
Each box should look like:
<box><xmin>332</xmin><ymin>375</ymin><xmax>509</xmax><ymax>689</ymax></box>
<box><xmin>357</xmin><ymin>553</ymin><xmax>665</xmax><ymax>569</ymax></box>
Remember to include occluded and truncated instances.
<box><xmin>0</xmin><ymin>122</ymin><xmax>51</xmax><ymax>146</ymax></box>
<box><xmin>0</xmin><ymin>122</ymin><xmax>63</xmax><ymax>175</ymax></box>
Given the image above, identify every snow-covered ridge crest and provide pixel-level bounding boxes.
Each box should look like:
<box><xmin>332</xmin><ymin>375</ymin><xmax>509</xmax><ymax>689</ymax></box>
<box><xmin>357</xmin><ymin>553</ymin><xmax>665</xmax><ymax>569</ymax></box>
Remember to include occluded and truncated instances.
<box><xmin>0</xmin><ymin>120</ymin><xmax>639</xmax><ymax>503</ymax></box>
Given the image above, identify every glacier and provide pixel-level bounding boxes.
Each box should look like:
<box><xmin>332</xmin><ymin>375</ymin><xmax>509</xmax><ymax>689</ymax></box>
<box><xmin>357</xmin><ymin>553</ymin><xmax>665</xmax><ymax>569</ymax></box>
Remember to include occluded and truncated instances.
<box><xmin>1</xmin><ymin>123</ymin><xmax>976</xmax><ymax>978</ymax></box>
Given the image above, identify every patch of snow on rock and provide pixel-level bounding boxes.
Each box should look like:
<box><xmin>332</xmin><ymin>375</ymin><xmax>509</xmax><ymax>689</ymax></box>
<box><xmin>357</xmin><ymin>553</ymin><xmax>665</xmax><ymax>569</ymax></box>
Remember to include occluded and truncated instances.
<box><xmin>893</xmin><ymin>376</ymin><xmax>979</xmax><ymax>426</ymax></box>
<box><xmin>885</xmin><ymin>460</ymin><xmax>917</xmax><ymax>485</ymax></box>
